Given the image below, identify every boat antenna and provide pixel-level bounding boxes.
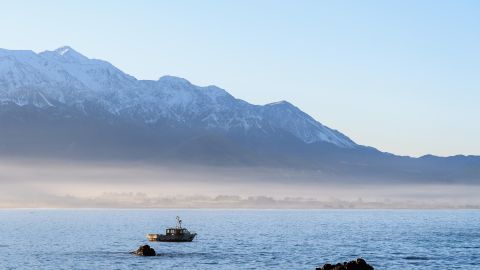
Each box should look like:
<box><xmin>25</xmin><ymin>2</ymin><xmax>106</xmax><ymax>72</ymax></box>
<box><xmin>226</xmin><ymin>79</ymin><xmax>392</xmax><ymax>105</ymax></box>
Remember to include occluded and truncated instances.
<box><xmin>176</xmin><ymin>216</ymin><xmax>182</xmax><ymax>229</ymax></box>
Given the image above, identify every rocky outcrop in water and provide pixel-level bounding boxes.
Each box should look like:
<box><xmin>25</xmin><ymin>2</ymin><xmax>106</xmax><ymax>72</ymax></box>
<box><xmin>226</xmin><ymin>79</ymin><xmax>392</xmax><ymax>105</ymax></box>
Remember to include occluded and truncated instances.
<box><xmin>132</xmin><ymin>245</ymin><xmax>156</xmax><ymax>256</ymax></box>
<box><xmin>316</xmin><ymin>258</ymin><xmax>374</xmax><ymax>270</ymax></box>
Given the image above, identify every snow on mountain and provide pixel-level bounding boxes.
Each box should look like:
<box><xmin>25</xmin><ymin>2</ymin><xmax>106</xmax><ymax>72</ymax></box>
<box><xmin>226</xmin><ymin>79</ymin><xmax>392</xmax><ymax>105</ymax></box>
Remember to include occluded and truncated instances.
<box><xmin>0</xmin><ymin>46</ymin><xmax>356</xmax><ymax>148</ymax></box>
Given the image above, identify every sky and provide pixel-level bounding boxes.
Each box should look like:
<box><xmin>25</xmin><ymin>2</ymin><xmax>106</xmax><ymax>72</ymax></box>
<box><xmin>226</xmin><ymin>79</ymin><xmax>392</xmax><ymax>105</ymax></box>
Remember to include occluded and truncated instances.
<box><xmin>0</xmin><ymin>0</ymin><xmax>479</xmax><ymax>157</ymax></box>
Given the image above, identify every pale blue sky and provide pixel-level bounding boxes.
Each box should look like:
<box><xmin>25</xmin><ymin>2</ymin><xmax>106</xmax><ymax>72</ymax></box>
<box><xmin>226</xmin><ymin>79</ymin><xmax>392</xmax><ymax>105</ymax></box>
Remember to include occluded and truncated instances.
<box><xmin>1</xmin><ymin>0</ymin><xmax>479</xmax><ymax>157</ymax></box>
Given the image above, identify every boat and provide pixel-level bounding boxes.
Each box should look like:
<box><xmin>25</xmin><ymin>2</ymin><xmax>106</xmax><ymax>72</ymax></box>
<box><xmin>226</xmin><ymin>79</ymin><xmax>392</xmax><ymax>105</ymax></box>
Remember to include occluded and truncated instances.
<box><xmin>147</xmin><ymin>216</ymin><xmax>197</xmax><ymax>242</ymax></box>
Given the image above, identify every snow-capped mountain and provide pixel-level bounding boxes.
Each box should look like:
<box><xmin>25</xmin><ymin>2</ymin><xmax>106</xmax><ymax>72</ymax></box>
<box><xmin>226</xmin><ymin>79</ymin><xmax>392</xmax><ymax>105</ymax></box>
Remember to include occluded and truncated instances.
<box><xmin>0</xmin><ymin>46</ymin><xmax>355</xmax><ymax>148</ymax></box>
<box><xmin>1</xmin><ymin>46</ymin><xmax>479</xmax><ymax>183</ymax></box>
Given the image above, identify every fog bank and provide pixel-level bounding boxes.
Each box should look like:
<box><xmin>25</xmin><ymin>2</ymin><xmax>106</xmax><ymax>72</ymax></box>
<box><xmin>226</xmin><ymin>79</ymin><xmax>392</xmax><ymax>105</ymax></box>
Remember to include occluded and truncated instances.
<box><xmin>1</xmin><ymin>159</ymin><xmax>479</xmax><ymax>208</ymax></box>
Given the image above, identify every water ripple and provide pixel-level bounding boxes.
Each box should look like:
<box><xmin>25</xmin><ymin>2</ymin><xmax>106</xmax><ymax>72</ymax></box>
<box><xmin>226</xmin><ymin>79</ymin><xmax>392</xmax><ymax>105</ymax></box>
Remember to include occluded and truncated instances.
<box><xmin>0</xmin><ymin>209</ymin><xmax>479</xmax><ymax>270</ymax></box>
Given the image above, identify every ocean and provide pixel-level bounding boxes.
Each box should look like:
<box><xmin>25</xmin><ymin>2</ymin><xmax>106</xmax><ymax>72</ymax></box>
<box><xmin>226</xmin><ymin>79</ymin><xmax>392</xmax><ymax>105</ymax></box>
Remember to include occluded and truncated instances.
<box><xmin>0</xmin><ymin>209</ymin><xmax>479</xmax><ymax>269</ymax></box>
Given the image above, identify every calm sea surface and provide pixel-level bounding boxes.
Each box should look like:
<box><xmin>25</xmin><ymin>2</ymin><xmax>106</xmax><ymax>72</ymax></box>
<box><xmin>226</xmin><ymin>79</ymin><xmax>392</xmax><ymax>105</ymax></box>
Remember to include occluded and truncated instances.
<box><xmin>0</xmin><ymin>210</ymin><xmax>479</xmax><ymax>269</ymax></box>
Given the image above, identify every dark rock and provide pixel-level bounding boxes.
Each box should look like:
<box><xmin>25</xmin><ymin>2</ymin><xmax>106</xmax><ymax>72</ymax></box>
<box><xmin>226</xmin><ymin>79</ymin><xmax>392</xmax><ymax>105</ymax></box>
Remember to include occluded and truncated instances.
<box><xmin>356</xmin><ymin>258</ymin><xmax>368</xmax><ymax>266</ymax></box>
<box><xmin>132</xmin><ymin>245</ymin><xmax>156</xmax><ymax>256</ymax></box>
<box><xmin>315</xmin><ymin>258</ymin><xmax>374</xmax><ymax>270</ymax></box>
<box><xmin>320</xmin><ymin>263</ymin><xmax>332</xmax><ymax>270</ymax></box>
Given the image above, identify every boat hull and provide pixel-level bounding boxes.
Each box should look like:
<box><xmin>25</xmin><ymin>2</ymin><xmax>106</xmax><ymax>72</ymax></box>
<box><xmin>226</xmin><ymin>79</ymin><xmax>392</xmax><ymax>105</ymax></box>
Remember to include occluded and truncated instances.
<box><xmin>147</xmin><ymin>233</ymin><xmax>196</xmax><ymax>242</ymax></box>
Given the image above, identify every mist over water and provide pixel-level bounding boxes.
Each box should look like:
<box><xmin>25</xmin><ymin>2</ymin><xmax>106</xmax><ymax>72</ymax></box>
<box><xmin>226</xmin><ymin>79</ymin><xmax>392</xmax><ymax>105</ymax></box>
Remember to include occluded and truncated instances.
<box><xmin>1</xmin><ymin>159</ymin><xmax>479</xmax><ymax>209</ymax></box>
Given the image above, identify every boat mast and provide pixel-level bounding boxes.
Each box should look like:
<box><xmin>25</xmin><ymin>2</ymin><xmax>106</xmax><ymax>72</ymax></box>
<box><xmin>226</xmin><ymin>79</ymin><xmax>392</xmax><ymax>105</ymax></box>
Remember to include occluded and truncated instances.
<box><xmin>176</xmin><ymin>216</ymin><xmax>182</xmax><ymax>229</ymax></box>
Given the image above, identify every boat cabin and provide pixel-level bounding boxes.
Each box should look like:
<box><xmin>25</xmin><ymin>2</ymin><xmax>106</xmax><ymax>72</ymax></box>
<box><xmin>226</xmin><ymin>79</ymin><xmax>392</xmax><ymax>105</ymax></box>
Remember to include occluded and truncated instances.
<box><xmin>166</xmin><ymin>228</ymin><xmax>189</xmax><ymax>235</ymax></box>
